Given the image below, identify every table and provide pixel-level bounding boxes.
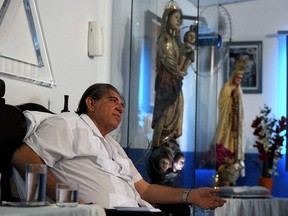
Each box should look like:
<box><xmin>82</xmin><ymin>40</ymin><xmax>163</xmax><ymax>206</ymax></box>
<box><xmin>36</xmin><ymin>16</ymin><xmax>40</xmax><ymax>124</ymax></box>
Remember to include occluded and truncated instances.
<box><xmin>214</xmin><ymin>198</ymin><xmax>288</xmax><ymax>216</ymax></box>
<box><xmin>0</xmin><ymin>204</ymin><xmax>106</xmax><ymax>216</ymax></box>
<box><xmin>0</xmin><ymin>204</ymin><xmax>169</xmax><ymax>216</ymax></box>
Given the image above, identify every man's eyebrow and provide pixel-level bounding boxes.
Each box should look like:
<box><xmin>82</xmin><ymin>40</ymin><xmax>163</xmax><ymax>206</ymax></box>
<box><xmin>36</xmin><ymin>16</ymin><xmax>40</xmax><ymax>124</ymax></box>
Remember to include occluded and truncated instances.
<box><xmin>109</xmin><ymin>96</ymin><xmax>124</xmax><ymax>106</ymax></box>
<box><xmin>108</xmin><ymin>96</ymin><xmax>119</xmax><ymax>101</ymax></box>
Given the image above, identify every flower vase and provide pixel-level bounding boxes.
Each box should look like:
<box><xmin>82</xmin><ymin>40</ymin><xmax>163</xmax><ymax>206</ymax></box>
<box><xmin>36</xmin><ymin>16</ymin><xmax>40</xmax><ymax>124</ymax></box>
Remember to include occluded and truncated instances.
<box><xmin>258</xmin><ymin>177</ymin><xmax>273</xmax><ymax>193</ymax></box>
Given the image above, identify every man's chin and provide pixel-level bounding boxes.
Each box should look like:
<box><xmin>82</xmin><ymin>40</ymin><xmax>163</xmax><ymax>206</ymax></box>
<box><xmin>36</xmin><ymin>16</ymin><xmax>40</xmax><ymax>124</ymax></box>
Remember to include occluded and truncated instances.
<box><xmin>112</xmin><ymin>121</ymin><xmax>121</xmax><ymax>129</ymax></box>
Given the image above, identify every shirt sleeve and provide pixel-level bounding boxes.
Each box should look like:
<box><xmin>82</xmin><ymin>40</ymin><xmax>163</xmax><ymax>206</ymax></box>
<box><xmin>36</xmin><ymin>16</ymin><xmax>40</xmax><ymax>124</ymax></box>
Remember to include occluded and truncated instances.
<box><xmin>24</xmin><ymin>115</ymin><xmax>74</xmax><ymax>167</ymax></box>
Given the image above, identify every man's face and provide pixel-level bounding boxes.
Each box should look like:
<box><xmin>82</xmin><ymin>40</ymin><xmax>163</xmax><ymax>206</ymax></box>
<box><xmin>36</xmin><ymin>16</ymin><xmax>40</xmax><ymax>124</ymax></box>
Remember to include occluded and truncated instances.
<box><xmin>90</xmin><ymin>90</ymin><xmax>124</xmax><ymax>136</ymax></box>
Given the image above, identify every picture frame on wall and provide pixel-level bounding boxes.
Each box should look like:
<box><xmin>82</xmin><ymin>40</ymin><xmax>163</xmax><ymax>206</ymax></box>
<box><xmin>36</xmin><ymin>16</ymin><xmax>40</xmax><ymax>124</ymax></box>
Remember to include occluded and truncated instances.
<box><xmin>224</xmin><ymin>41</ymin><xmax>262</xmax><ymax>94</ymax></box>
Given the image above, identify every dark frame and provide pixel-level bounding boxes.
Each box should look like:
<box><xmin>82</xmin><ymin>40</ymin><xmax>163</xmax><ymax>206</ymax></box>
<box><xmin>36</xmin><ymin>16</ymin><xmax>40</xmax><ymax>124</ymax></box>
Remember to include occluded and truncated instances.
<box><xmin>224</xmin><ymin>41</ymin><xmax>262</xmax><ymax>94</ymax></box>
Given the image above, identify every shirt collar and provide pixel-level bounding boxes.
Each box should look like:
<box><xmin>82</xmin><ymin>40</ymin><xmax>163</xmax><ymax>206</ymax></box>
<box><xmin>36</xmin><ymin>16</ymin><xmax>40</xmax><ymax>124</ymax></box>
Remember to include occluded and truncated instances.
<box><xmin>80</xmin><ymin>114</ymin><xmax>103</xmax><ymax>138</ymax></box>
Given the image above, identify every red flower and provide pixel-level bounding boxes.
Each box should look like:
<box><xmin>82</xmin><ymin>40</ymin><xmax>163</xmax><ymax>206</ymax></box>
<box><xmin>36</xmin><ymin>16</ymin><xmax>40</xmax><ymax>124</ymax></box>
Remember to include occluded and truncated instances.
<box><xmin>215</xmin><ymin>144</ymin><xmax>234</xmax><ymax>168</ymax></box>
<box><xmin>251</xmin><ymin>117</ymin><xmax>261</xmax><ymax>128</ymax></box>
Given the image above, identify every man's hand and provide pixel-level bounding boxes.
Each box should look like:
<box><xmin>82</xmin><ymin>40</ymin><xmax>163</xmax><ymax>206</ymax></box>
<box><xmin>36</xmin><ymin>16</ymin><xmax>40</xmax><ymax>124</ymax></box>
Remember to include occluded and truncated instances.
<box><xmin>188</xmin><ymin>187</ymin><xmax>226</xmax><ymax>210</ymax></box>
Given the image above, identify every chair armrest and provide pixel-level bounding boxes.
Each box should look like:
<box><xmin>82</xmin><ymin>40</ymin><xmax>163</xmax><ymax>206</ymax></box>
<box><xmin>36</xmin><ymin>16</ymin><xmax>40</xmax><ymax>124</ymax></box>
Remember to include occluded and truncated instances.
<box><xmin>156</xmin><ymin>204</ymin><xmax>192</xmax><ymax>216</ymax></box>
<box><xmin>105</xmin><ymin>209</ymin><xmax>166</xmax><ymax>216</ymax></box>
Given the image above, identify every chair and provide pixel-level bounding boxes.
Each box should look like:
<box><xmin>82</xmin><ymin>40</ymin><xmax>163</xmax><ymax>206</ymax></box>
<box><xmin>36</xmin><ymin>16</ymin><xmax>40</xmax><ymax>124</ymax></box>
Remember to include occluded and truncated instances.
<box><xmin>0</xmin><ymin>103</ymin><xmax>27</xmax><ymax>201</ymax></box>
<box><xmin>0</xmin><ymin>80</ymin><xmax>54</xmax><ymax>201</ymax></box>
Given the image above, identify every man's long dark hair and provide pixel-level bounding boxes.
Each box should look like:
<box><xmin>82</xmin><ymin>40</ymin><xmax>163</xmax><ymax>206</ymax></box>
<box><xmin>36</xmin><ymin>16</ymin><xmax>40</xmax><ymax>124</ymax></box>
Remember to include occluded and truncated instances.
<box><xmin>76</xmin><ymin>83</ymin><xmax>124</xmax><ymax>115</ymax></box>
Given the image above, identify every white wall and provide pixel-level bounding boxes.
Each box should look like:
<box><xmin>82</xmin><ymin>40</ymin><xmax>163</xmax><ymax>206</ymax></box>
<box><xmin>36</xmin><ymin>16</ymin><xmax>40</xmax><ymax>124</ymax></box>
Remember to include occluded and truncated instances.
<box><xmin>1</xmin><ymin>0</ymin><xmax>287</xmax><ymax>153</ymax></box>
<box><xmin>2</xmin><ymin>0</ymin><xmax>113</xmax><ymax>113</ymax></box>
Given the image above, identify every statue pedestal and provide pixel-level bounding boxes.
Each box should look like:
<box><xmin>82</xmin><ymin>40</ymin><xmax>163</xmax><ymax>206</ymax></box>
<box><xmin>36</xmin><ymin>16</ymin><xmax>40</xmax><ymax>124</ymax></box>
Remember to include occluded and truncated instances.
<box><xmin>218</xmin><ymin>163</ymin><xmax>241</xmax><ymax>186</ymax></box>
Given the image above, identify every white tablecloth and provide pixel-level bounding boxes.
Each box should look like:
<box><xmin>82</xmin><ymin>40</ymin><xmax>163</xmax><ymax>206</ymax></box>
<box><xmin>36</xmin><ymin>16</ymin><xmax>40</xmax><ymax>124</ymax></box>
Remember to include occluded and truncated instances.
<box><xmin>0</xmin><ymin>204</ymin><xmax>106</xmax><ymax>216</ymax></box>
<box><xmin>215</xmin><ymin>198</ymin><xmax>288</xmax><ymax>216</ymax></box>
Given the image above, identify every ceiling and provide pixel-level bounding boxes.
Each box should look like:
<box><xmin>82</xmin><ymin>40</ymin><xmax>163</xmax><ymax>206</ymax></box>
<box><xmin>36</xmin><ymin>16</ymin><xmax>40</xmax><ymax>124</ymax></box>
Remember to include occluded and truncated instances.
<box><xmin>189</xmin><ymin>0</ymin><xmax>257</xmax><ymax>7</ymax></box>
<box><xmin>218</xmin><ymin>0</ymin><xmax>255</xmax><ymax>4</ymax></box>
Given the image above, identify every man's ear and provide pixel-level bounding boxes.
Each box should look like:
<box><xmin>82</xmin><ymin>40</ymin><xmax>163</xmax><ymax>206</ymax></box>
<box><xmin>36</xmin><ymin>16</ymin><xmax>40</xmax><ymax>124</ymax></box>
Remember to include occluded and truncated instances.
<box><xmin>85</xmin><ymin>97</ymin><xmax>96</xmax><ymax>112</ymax></box>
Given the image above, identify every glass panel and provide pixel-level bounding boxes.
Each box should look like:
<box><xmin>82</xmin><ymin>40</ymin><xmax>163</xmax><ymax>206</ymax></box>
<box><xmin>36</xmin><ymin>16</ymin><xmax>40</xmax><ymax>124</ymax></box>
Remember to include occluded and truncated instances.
<box><xmin>194</xmin><ymin>2</ymin><xmax>220</xmax><ymax>188</ymax></box>
<box><xmin>126</xmin><ymin>0</ymin><xmax>199</xmax><ymax>187</ymax></box>
<box><xmin>0</xmin><ymin>0</ymin><xmax>55</xmax><ymax>87</ymax></box>
<box><xmin>127</xmin><ymin>1</ymin><xmax>159</xmax><ymax>181</ymax></box>
<box><xmin>116</xmin><ymin>0</ymin><xmax>220</xmax><ymax>191</ymax></box>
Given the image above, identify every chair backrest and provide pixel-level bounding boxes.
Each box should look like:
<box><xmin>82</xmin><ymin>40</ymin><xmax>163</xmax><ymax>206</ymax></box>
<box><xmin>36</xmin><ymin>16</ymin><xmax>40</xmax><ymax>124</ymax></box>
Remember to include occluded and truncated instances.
<box><xmin>0</xmin><ymin>79</ymin><xmax>54</xmax><ymax>201</ymax></box>
<box><xmin>0</xmin><ymin>104</ymin><xmax>27</xmax><ymax>201</ymax></box>
<box><xmin>17</xmin><ymin>103</ymin><xmax>54</xmax><ymax>114</ymax></box>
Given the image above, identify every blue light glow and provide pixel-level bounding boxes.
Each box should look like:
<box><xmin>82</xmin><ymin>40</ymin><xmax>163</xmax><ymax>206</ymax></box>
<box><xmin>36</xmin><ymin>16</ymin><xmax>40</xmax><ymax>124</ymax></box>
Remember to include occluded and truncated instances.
<box><xmin>278</xmin><ymin>36</ymin><xmax>287</xmax><ymax>154</ymax></box>
<box><xmin>139</xmin><ymin>41</ymin><xmax>151</xmax><ymax>114</ymax></box>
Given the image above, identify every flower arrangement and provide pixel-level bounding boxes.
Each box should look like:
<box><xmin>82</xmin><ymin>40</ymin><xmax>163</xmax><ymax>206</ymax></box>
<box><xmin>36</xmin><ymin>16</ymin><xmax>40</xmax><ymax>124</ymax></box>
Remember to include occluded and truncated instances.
<box><xmin>200</xmin><ymin>143</ymin><xmax>235</xmax><ymax>169</ymax></box>
<box><xmin>216</xmin><ymin>143</ymin><xmax>235</xmax><ymax>169</ymax></box>
<box><xmin>251</xmin><ymin>104</ymin><xmax>287</xmax><ymax>178</ymax></box>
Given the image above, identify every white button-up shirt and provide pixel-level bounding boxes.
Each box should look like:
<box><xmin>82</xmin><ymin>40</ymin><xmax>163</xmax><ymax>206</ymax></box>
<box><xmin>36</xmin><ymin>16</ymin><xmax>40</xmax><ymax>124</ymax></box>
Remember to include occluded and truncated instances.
<box><xmin>25</xmin><ymin>112</ymin><xmax>151</xmax><ymax>208</ymax></box>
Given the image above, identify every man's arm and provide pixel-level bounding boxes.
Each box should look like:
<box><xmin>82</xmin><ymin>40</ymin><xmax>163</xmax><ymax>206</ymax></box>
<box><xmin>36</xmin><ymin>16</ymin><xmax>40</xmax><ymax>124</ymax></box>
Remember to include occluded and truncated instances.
<box><xmin>11</xmin><ymin>143</ymin><xmax>59</xmax><ymax>201</ymax></box>
<box><xmin>135</xmin><ymin>179</ymin><xmax>225</xmax><ymax>210</ymax></box>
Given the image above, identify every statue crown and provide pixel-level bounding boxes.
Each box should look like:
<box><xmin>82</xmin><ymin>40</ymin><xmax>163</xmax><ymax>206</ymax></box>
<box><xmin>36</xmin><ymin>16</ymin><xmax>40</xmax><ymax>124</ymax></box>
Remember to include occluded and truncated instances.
<box><xmin>164</xmin><ymin>0</ymin><xmax>179</xmax><ymax>10</ymax></box>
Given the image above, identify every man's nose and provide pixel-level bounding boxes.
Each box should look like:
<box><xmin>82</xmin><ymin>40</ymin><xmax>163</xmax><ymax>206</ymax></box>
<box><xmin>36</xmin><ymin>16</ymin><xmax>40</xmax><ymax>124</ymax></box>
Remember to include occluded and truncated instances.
<box><xmin>116</xmin><ymin>104</ymin><xmax>124</xmax><ymax>113</ymax></box>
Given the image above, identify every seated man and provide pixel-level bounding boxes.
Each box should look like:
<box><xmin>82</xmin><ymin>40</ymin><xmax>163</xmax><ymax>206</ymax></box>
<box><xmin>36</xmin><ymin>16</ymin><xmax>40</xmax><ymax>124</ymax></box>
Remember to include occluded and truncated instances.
<box><xmin>12</xmin><ymin>83</ymin><xmax>225</xmax><ymax>209</ymax></box>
